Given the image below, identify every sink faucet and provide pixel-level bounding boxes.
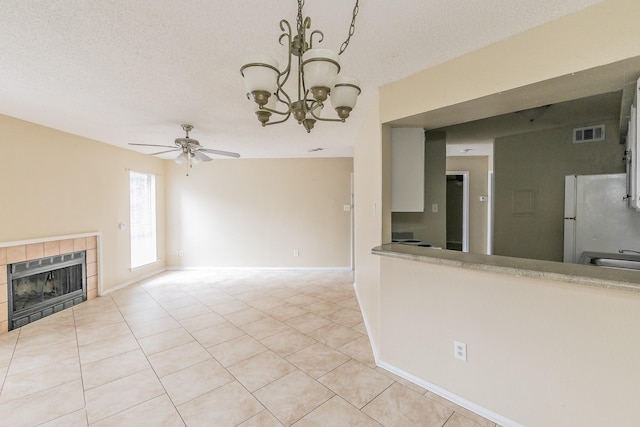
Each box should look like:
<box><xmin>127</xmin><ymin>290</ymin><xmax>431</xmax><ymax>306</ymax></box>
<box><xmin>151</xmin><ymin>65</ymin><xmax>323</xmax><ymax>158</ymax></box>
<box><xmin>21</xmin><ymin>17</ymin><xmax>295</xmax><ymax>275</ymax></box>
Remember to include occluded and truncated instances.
<box><xmin>619</xmin><ymin>249</ymin><xmax>640</xmax><ymax>255</ymax></box>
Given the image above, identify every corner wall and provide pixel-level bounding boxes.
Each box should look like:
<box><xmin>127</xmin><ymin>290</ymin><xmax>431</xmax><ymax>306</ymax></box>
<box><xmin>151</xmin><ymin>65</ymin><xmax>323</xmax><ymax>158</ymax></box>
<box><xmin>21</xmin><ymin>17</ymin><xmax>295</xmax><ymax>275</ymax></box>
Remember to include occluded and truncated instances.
<box><xmin>354</xmin><ymin>0</ymin><xmax>640</xmax><ymax>424</ymax></box>
<box><xmin>0</xmin><ymin>114</ymin><xmax>166</xmax><ymax>291</ymax></box>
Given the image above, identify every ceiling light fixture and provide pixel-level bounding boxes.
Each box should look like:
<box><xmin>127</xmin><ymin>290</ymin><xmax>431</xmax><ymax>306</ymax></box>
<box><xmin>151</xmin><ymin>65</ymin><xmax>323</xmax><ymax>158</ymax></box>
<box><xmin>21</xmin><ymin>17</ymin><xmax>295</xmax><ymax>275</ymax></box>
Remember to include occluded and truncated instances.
<box><xmin>241</xmin><ymin>0</ymin><xmax>361</xmax><ymax>133</ymax></box>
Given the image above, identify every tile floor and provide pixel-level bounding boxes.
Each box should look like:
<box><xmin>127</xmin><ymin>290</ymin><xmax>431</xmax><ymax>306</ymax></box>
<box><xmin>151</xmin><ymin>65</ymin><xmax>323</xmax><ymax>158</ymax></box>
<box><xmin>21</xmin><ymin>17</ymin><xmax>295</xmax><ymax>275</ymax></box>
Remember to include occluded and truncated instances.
<box><xmin>0</xmin><ymin>270</ymin><xmax>498</xmax><ymax>426</ymax></box>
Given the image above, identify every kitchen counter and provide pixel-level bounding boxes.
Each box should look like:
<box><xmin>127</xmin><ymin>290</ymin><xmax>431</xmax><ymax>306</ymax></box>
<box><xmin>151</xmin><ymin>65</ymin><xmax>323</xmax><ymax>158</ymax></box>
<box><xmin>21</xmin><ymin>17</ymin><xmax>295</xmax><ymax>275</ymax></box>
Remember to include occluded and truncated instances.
<box><xmin>372</xmin><ymin>243</ymin><xmax>640</xmax><ymax>293</ymax></box>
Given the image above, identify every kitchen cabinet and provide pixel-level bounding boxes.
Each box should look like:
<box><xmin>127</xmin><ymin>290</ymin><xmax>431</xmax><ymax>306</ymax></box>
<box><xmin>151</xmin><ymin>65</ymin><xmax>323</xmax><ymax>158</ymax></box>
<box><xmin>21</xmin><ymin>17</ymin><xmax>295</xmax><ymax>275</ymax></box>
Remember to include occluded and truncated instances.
<box><xmin>391</xmin><ymin>128</ymin><xmax>424</xmax><ymax>212</ymax></box>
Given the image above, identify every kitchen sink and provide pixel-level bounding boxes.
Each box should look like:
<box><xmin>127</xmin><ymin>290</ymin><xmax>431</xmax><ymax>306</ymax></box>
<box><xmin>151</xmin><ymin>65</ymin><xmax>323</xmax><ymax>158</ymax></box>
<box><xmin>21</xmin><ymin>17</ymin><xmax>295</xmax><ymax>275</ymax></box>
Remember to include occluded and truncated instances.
<box><xmin>579</xmin><ymin>252</ymin><xmax>640</xmax><ymax>271</ymax></box>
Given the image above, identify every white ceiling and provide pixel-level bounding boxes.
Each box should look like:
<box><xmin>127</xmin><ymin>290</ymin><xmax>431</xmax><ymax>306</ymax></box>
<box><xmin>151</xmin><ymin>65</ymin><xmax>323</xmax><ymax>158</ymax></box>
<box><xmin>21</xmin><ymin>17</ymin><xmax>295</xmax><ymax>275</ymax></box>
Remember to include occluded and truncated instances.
<box><xmin>0</xmin><ymin>0</ymin><xmax>604</xmax><ymax>159</ymax></box>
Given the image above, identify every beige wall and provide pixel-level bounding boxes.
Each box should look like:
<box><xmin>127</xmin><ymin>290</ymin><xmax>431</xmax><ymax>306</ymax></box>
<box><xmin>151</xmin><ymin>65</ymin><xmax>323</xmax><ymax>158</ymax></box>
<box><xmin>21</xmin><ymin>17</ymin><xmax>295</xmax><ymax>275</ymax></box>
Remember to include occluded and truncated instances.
<box><xmin>380</xmin><ymin>0</ymin><xmax>640</xmax><ymax>124</ymax></box>
<box><xmin>494</xmin><ymin>119</ymin><xmax>624</xmax><ymax>261</ymax></box>
<box><xmin>353</xmin><ymin>0</ymin><xmax>640</xmax><ymax>424</ymax></box>
<box><xmin>164</xmin><ymin>157</ymin><xmax>353</xmax><ymax>268</ymax></box>
<box><xmin>447</xmin><ymin>156</ymin><xmax>489</xmax><ymax>254</ymax></box>
<box><xmin>0</xmin><ymin>114</ymin><xmax>166</xmax><ymax>291</ymax></box>
<box><xmin>380</xmin><ymin>257</ymin><xmax>640</xmax><ymax>426</ymax></box>
<box><xmin>354</xmin><ymin>96</ymin><xmax>384</xmax><ymax>348</ymax></box>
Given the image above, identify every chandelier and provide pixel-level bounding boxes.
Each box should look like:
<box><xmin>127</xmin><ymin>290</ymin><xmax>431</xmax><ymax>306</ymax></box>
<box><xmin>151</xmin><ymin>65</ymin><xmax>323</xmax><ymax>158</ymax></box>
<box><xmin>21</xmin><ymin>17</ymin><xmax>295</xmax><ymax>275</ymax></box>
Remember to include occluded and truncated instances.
<box><xmin>240</xmin><ymin>0</ymin><xmax>361</xmax><ymax>133</ymax></box>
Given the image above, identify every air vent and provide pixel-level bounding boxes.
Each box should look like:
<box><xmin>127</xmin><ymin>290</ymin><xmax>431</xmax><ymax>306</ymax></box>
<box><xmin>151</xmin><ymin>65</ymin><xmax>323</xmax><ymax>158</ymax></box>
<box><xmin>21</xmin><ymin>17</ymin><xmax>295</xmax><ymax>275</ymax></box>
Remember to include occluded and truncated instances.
<box><xmin>573</xmin><ymin>125</ymin><xmax>605</xmax><ymax>143</ymax></box>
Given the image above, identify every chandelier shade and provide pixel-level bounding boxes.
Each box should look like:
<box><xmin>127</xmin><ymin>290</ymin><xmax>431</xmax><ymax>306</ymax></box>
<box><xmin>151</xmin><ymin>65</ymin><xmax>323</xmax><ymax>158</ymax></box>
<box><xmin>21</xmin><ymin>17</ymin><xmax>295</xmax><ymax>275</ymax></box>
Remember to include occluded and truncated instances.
<box><xmin>240</xmin><ymin>0</ymin><xmax>361</xmax><ymax>133</ymax></box>
<box><xmin>302</xmin><ymin>49</ymin><xmax>340</xmax><ymax>101</ymax></box>
<box><xmin>331</xmin><ymin>75</ymin><xmax>361</xmax><ymax>112</ymax></box>
<box><xmin>241</xmin><ymin>55</ymin><xmax>280</xmax><ymax>105</ymax></box>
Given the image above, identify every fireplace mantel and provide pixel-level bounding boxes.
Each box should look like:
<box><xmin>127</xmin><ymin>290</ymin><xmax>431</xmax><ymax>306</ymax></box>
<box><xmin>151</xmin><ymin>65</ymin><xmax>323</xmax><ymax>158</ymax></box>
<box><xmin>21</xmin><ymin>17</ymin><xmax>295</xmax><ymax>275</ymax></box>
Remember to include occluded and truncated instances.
<box><xmin>0</xmin><ymin>232</ymin><xmax>101</xmax><ymax>334</ymax></box>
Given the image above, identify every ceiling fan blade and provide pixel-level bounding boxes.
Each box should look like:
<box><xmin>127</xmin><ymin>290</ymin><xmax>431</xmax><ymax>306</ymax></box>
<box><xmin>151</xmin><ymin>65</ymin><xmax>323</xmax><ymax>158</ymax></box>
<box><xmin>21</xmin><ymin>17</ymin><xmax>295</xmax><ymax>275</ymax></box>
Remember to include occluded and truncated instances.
<box><xmin>149</xmin><ymin>149</ymin><xmax>180</xmax><ymax>155</ymax></box>
<box><xmin>193</xmin><ymin>151</ymin><xmax>213</xmax><ymax>162</ymax></box>
<box><xmin>128</xmin><ymin>143</ymin><xmax>176</xmax><ymax>148</ymax></box>
<box><xmin>199</xmin><ymin>148</ymin><xmax>241</xmax><ymax>158</ymax></box>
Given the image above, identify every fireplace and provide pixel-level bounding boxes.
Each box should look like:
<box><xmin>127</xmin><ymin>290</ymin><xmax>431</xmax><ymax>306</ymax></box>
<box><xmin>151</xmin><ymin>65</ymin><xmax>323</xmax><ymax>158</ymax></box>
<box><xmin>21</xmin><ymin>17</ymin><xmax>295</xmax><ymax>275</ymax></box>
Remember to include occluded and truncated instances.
<box><xmin>7</xmin><ymin>251</ymin><xmax>86</xmax><ymax>330</ymax></box>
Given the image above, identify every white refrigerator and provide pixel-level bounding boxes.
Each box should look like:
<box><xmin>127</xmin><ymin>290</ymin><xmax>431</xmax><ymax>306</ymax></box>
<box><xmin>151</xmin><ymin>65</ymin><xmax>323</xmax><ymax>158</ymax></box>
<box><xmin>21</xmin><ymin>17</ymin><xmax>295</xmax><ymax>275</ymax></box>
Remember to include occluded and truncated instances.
<box><xmin>563</xmin><ymin>173</ymin><xmax>640</xmax><ymax>263</ymax></box>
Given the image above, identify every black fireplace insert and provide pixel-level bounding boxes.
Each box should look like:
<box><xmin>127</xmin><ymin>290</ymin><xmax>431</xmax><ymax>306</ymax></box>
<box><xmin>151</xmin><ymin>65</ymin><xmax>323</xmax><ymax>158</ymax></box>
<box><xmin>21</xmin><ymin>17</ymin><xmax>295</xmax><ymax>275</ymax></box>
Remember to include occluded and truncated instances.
<box><xmin>7</xmin><ymin>251</ymin><xmax>86</xmax><ymax>330</ymax></box>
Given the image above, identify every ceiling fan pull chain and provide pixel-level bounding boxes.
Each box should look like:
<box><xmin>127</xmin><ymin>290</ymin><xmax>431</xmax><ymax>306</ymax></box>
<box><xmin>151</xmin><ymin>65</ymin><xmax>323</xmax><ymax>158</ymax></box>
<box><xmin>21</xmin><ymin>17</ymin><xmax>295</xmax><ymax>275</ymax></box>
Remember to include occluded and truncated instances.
<box><xmin>338</xmin><ymin>0</ymin><xmax>359</xmax><ymax>56</ymax></box>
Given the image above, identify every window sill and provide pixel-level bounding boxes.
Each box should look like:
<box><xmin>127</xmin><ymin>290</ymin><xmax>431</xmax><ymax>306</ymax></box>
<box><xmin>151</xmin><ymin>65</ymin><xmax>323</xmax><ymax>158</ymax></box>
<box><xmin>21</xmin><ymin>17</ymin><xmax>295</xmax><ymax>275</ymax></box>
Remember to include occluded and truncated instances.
<box><xmin>130</xmin><ymin>259</ymin><xmax>164</xmax><ymax>272</ymax></box>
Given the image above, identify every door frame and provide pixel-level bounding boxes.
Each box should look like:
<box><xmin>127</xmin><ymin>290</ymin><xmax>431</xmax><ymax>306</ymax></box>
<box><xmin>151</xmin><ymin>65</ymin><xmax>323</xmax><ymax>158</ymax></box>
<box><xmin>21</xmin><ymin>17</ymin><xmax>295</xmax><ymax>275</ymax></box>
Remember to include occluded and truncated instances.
<box><xmin>446</xmin><ymin>170</ymin><xmax>470</xmax><ymax>252</ymax></box>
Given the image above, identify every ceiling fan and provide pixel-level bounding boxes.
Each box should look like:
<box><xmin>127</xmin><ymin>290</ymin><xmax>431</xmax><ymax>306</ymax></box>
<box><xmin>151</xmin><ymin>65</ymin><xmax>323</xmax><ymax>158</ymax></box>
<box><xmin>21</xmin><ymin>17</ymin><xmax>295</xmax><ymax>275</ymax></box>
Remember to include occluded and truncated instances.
<box><xmin>129</xmin><ymin>124</ymin><xmax>240</xmax><ymax>175</ymax></box>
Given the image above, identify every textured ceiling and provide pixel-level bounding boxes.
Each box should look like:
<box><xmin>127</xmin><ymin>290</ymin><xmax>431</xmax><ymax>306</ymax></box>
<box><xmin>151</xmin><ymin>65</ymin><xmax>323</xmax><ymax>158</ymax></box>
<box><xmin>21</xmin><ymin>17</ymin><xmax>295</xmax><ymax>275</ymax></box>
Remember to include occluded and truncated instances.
<box><xmin>0</xmin><ymin>0</ymin><xmax>603</xmax><ymax>159</ymax></box>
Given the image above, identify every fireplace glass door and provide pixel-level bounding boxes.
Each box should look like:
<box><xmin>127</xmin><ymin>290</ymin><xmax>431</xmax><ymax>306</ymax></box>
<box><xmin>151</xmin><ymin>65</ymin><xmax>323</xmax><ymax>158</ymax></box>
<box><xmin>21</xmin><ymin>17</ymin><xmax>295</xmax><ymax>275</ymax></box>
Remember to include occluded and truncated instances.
<box><xmin>8</xmin><ymin>251</ymin><xmax>86</xmax><ymax>329</ymax></box>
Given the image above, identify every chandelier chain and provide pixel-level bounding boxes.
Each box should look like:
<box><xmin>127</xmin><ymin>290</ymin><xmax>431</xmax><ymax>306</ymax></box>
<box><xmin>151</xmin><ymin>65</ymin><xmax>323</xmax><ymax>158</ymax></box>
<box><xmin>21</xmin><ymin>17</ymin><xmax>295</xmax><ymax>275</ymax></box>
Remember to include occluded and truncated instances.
<box><xmin>297</xmin><ymin>0</ymin><xmax>305</xmax><ymax>35</ymax></box>
<box><xmin>339</xmin><ymin>0</ymin><xmax>359</xmax><ymax>55</ymax></box>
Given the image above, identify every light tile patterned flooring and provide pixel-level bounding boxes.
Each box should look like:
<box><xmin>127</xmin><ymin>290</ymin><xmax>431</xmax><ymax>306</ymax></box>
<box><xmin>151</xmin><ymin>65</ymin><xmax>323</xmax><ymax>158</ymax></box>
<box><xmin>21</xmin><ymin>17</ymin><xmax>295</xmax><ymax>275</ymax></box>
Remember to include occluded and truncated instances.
<box><xmin>0</xmin><ymin>270</ymin><xmax>497</xmax><ymax>426</ymax></box>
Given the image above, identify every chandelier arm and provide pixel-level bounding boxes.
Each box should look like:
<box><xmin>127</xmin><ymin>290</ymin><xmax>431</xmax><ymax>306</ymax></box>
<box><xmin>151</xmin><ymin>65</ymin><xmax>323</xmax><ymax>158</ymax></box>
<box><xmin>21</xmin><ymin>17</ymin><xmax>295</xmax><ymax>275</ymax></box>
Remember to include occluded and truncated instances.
<box><xmin>263</xmin><ymin>111</ymin><xmax>292</xmax><ymax>126</ymax></box>
<box><xmin>308</xmin><ymin>30</ymin><xmax>324</xmax><ymax>49</ymax></box>
<box><xmin>315</xmin><ymin>116</ymin><xmax>345</xmax><ymax>123</ymax></box>
<box><xmin>277</xmin><ymin>20</ymin><xmax>293</xmax><ymax>89</ymax></box>
<box><xmin>338</xmin><ymin>0</ymin><xmax>359</xmax><ymax>55</ymax></box>
<box><xmin>307</xmin><ymin>103</ymin><xmax>344</xmax><ymax>123</ymax></box>
<box><xmin>274</xmin><ymin>89</ymin><xmax>290</xmax><ymax>108</ymax></box>
<box><xmin>259</xmin><ymin>105</ymin><xmax>290</xmax><ymax>116</ymax></box>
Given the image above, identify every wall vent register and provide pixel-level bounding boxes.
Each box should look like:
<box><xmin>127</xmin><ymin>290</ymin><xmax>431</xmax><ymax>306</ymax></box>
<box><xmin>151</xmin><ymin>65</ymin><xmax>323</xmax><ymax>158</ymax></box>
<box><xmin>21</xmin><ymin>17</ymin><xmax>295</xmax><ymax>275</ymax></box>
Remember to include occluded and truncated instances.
<box><xmin>573</xmin><ymin>124</ymin><xmax>605</xmax><ymax>143</ymax></box>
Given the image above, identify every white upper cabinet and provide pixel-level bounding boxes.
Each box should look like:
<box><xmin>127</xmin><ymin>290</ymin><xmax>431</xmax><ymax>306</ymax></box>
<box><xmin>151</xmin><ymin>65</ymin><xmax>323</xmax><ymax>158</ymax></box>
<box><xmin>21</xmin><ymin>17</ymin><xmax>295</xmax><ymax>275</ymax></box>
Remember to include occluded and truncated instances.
<box><xmin>391</xmin><ymin>128</ymin><xmax>425</xmax><ymax>212</ymax></box>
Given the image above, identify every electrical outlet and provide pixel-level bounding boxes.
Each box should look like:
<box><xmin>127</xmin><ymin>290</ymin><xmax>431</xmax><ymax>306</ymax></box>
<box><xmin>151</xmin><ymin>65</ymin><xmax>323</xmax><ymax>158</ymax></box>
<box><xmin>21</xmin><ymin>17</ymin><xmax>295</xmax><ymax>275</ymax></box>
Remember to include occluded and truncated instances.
<box><xmin>293</xmin><ymin>249</ymin><xmax>299</xmax><ymax>257</ymax></box>
<box><xmin>432</xmin><ymin>203</ymin><xmax>438</xmax><ymax>213</ymax></box>
<box><xmin>178</xmin><ymin>249</ymin><xmax>184</xmax><ymax>257</ymax></box>
<box><xmin>454</xmin><ymin>341</ymin><xmax>467</xmax><ymax>362</ymax></box>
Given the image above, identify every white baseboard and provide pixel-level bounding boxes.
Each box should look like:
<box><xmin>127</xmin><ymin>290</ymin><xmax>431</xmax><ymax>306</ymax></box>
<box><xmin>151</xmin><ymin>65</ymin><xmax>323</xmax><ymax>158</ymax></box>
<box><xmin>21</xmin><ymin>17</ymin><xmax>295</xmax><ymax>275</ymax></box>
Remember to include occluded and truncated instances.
<box><xmin>101</xmin><ymin>266</ymin><xmax>350</xmax><ymax>295</ymax></box>
<box><xmin>375</xmin><ymin>360</ymin><xmax>522</xmax><ymax>427</ymax></box>
<box><xmin>165</xmin><ymin>266</ymin><xmax>352</xmax><ymax>271</ymax></box>
<box><xmin>352</xmin><ymin>282</ymin><xmax>519</xmax><ymax>427</ymax></box>
<box><xmin>100</xmin><ymin>267</ymin><xmax>167</xmax><ymax>295</ymax></box>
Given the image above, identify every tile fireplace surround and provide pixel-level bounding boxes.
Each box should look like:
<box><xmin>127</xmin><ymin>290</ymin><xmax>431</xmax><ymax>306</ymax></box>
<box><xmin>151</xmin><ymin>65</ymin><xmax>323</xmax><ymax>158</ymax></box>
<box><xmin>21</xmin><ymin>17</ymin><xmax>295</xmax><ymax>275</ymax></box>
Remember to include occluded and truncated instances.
<box><xmin>0</xmin><ymin>233</ymin><xmax>100</xmax><ymax>334</ymax></box>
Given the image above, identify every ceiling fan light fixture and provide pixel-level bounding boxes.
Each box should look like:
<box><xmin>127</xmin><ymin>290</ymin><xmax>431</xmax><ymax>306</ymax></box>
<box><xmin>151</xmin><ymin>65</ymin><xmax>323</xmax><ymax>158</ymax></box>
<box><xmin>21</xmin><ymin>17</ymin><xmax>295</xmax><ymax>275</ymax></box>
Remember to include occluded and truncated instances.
<box><xmin>129</xmin><ymin>124</ymin><xmax>240</xmax><ymax>176</ymax></box>
<box><xmin>240</xmin><ymin>0</ymin><xmax>361</xmax><ymax>133</ymax></box>
<box><xmin>175</xmin><ymin>152</ymin><xmax>189</xmax><ymax>165</ymax></box>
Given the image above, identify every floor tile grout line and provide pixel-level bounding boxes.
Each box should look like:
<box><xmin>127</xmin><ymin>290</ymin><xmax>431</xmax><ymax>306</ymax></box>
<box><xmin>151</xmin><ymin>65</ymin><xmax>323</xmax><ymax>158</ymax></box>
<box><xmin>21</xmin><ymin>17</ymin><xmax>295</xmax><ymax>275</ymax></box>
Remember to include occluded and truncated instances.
<box><xmin>104</xmin><ymin>286</ymin><xmax>192</xmax><ymax>426</ymax></box>
<box><xmin>2</xmin><ymin>271</ymin><xmax>494</xmax><ymax>427</ymax></box>
<box><xmin>0</xmin><ymin>328</ymin><xmax>21</xmax><ymax>397</ymax></box>
<box><xmin>72</xmin><ymin>305</ymin><xmax>88</xmax><ymax>422</ymax></box>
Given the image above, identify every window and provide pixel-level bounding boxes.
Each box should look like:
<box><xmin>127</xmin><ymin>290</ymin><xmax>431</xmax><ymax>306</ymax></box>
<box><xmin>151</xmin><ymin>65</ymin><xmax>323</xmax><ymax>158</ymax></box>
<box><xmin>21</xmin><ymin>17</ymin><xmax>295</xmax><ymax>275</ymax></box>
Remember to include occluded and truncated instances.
<box><xmin>129</xmin><ymin>171</ymin><xmax>157</xmax><ymax>268</ymax></box>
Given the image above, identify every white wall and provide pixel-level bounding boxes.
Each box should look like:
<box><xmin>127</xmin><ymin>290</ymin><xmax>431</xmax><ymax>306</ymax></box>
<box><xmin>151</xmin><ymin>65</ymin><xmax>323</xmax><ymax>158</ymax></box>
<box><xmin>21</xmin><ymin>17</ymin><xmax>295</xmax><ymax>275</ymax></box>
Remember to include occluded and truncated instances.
<box><xmin>165</xmin><ymin>157</ymin><xmax>353</xmax><ymax>269</ymax></box>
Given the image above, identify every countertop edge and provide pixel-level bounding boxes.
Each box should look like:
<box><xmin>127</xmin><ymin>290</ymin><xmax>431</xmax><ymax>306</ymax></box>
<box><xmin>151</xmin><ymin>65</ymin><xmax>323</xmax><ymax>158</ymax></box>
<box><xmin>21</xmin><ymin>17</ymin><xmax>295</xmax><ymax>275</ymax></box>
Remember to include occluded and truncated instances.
<box><xmin>372</xmin><ymin>244</ymin><xmax>640</xmax><ymax>294</ymax></box>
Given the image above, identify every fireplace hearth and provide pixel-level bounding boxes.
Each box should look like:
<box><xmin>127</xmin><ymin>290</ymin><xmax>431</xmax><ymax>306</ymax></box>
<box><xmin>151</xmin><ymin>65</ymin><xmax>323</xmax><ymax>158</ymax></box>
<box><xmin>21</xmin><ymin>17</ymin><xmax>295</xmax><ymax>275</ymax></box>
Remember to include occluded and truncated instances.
<box><xmin>7</xmin><ymin>251</ymin><xmax>86</xmax><ymax>330</ymax></box>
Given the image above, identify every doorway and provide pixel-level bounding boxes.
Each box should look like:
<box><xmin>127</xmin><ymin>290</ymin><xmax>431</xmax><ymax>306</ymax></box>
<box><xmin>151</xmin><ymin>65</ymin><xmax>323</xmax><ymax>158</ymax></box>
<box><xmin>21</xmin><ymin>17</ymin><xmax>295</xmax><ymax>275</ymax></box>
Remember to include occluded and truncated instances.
<box><xmin>446</xmin><ymin>171</ymin><xmax>469</xmax><ymax>252</ymax></box>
